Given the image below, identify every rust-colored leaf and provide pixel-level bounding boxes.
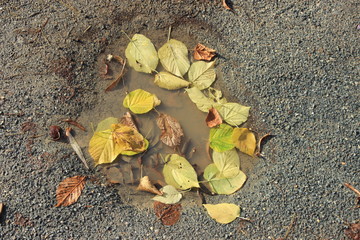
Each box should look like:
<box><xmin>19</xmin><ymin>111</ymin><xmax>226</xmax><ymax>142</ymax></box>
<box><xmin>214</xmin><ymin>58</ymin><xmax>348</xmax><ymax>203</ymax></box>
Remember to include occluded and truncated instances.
<box><xmin>0</xmin><ymin>202</ymin><xmax>3</xmax><ymax>217</ymax></box>
<box><xmin>119</xmin><ymin>112</ymin><xmax>138</xmax><ymax>131</ymax></box>
<box><xmin>105</xmin><ymin>59</ymin><xmax>127</xmax><ymax>92</ymax></box>
<box><xmin>60</xmin><ymin>118</ymin><xmax>86</xmax><ymax>131</ymax></box>
<box><xmin>49</xmin><ymin>125</ymin><xmax>62</xmax><ymax>141</ymax></box>
<box><xmin>222</xmin><ymin>0</ymin><xmax>235</xmax><ymax>12</ymax></box>
<box><xmin>55</xmin><ymin>176</ymin><xmax>86</xmax><ymax>207</ymax></box>
<box><xmin>206</xmin><ymin>107</ymin><xmax>222</xmax><ymax>128</ymax></box>
<box><xmin>156</xmin><ymin>113</ymin><xmax>184</xmax><ymax>147</ymax></box>
<box><xmin>137</xmin><ymin>176</ymin><xmax>162</xmax><ymax>195</ymax></box>
<box><xmin>193</xmin><ymin>43</ymin><xmax>216</xmax><ymax>61</ymax></box>
<box><xmin>154</xmin><ymin>201</ymin><xmax>182</xmax><ymax>226</ymax></box>
<box><xmin>255</xmin><ymin>132</ymin><xmax>272</xmax><ymax>157</ymax></box>
<box><xmin>345</xmin><ymin>223</ymin><xmax>360</xmax><ymax>240</ymax></box>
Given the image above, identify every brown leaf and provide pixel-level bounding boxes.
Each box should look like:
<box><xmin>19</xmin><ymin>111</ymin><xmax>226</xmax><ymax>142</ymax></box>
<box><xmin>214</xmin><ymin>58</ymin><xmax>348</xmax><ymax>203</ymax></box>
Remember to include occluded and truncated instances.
<box><xmin>105</xmin><ymin>59</ymin><xmax>127</xmax><ymax>92</ymax></box>
<box><xmin>222</xmin><ymin>0</ymin><xmax>235</xmax><ymax>12</ymax></box>
<box><xmin>156</xmin><ymin>113</ymin><xmax>184</xmax><ymax>147</ymax></box>
<box><xmin>345</xmin><ymin>223</ymin><xmax>360</xmax><ymax>240</ymax></box>
<box><xmin>14</xmin><ymin>213</ymin><xmax>33</xmax><ymax>227</ymax></box>
<box><xmin>154</xmin><ymin>201</ymin><xmax>182</xmax><ymax>226</ymax></box>
<box><xmin>55</xmin><ymin>176</ymin><xmax>86</xmax><ymax>207</ymax></box>
<box><xmin>193</xmin><ymin>43</ymin><xmax>216</xmax><ymax>61</ymax></box>
<box><xmin>255</xmin><ymin>132</ymin><xmax>272</xmax><ymax>157</ymax></box>
<box><xmin>49</xmin><ymin>125</ymin><xmax>62</xmax><ymax>141</ymax></box>
<box><xmin>206</xmin><ymin>107</ymin><xmax>222</xmax><ymax>127</ymax></box>
<box><xmin>119</xmin><ymin>112</ymin><xmax>138</xmax><ymax>131</ymax></box>
<box><xmin>0</xmin><ymin>202</ymin><xmax>3</xmax><ymax>217</ymax></box>
<box><xmin>60</xmin><ymin>118</ymin><xmax>86</xmax><ymax>131</ymax></box>
<box><xmin>137</xmin><ymin>176</ymin><xmax>162</xmax><ymax>195</ymax></box>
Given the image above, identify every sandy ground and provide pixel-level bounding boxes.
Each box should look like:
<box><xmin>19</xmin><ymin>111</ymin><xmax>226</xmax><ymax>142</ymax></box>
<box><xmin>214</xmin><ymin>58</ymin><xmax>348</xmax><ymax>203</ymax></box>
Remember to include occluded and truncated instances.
<box><xmin>1</xmin><ymin>0</ymin><xmax>359</xmax><ymax>239</ymax></box>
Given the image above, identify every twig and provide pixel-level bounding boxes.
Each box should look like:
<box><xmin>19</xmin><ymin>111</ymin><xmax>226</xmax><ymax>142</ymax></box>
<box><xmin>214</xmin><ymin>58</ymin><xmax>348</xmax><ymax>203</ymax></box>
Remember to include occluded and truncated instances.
<box><xmin>344</xmin><ymin>183</ymin><xmax>360</xmax><ymax>197</ymax></box>
<box><xmin>60</xmin><ymin>118</ymin><xmax>86</xmax><ymax>131</ymax></box>
<box><xmin>65</xmin><ymin>127</ymin><xmax>89</xmax><ymax>169</ymax></box>
<box><xmin>167</xmin><ymin>26</ymin><xmax>172</xmax><ymax>42</ymax></box>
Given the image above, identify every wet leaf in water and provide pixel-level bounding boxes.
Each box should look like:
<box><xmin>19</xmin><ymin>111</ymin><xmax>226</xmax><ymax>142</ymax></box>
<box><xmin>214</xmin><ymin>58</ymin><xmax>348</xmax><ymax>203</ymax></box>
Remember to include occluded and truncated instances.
<box><xmin>206</xmin><ymin>107</ymin><xmax>223</xmax><ymax>128</ymax></box>
<box><xmin>137</xmin><ymin>176</ymin><xmax>162</xmax><ymax>195</ymax></box>
<box><xmin>345</xmin><ymin>223</ymin><xmax>360</xmax><ymax>240</ymax></box>
<box><xmin>203</xmin><ymin>203</ymin><xmax>240</xmax><ymax>224</ymax></box>
<box><xmin>163</xmin><ymin>154</ymin><xmax>200</xmax><ymax>190</ymax></box>
<box><xmin>95</xmin><ymin>117</ymin><xmax>119</xmax><ymax>132</ymax></box>
<box><xmin>125</xmin><ymin>34</ymin><xmax>158</xmax><ymax>73</ymax></box>
<box><xmin>123</xmin><ymin>89</ymin><xmax>161</xmax><ymax>114</ymax></box>
<box><xmin>209</xmin><ymin>124</ymin><xmax>234</xmax><ymax>152</ymax></box>
<box><xmin>153</xmin><ymin>185</ymin><xmax>182</xmax><ymax>204</ymax></box>
<box><xmin>119</xmin><ymin>112</ymin><xmax>138</xmax><ymax>131</ymax></box>
<box><xmin>232</xmin><ymin>128</ymin><xmax>256</xmax><ymax>156</ymax></box>
<box><xmin>212</xmin><ymin>149</ymin><xmax>240</xmax><ymax>178</ymax></box>
<box><xmin>193</xmin><ymin>43</ymin><xmax>216</xmax><ymax>61</ymax></box>
<box><xmin>157</xmin><ymin>113</ymin><xmax>184</xmax><ymax>147</ymax></box>
<box><xmin>154</xmin><ymin>201</ymin><xmax>182</xmax><ymax>226</ymax></box>
<box><xmin>158</xmin><ymin>39</ymin><xmax>190</xmax><ymax>77</ymax></box>
<box><xmin>102</xmin><ymin>167</ymin><xmax>124</xmax><ymax>184</ymax></box>
<box><xmin>55</xmin><ymin>176</ymin><xmax>86</xmax><ymax>207</ymax></box>
<box><xmin>216</xmin><ymin>102</ymin><xmax>250</xmax><ymax>126</ymax></box>
<box><xmin>154</xmin><ymin>72</ymin><xmax>190</xmax><ymax>90</ymax></box>
<box><xmin>186</xmin><ymin>87</ymin><xmax>217</xmax><ymax>112</ymax></box>
<box><xmin>188</xmin><ymin>61</ymin><xmax>216</xmax><ymax>90</ymax></box>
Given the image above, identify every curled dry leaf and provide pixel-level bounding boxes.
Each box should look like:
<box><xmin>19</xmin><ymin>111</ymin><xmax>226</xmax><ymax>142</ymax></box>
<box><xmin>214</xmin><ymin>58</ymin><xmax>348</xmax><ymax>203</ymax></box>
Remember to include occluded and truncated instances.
<box><xmin>345</xmin><ymin>223</ymin><xmax>360</xmax><ymax>240</ymax></box>
<box><xmin>60</xmin><ymin>118</ymin><xmax>86</xmax><ymax>131</ymax></box>
<box><xmin>0</xmin><ymin>202</ymin><xmax>3</xmax><ymax>217</ymax></box>
<box><xmin>66</xmin><ymin>127</ymin><xmax>89</xmax><ymax>169</ymax></box>
<box><xmin>137</xmin><ymin>176</ymin><xmax>162</xmax><ymax>195</ymax></box>
<box><xmin>193</xmin><ymin>43</ymin><xmax>216</xmax><ymax>61</ymax></box>
<box><xmin>105</xmin><ymin>59</ymin><xmax>127</xmax><ymax>92</ymax></box>
<box><xmin>156</xmin><ymin>113</ymin><xmax>184</xmax><ymax>147</ymax></box>
<box><xmin>119</xmin><ymin>112</ymin><xmax>138</xmax><ymax>131</ymax></box>
<box><xmin>154</xmin><ymin>201</ymin><xmax>182</xmax><ymax>226</ymax></box>
<box><xmin>255</xmin><ymin>132</ymin><xmax>272</xmax><ymax>157</ymax></box>
<box><xmin>55</xmin><ymin>176</ymin><xmax>86</xmax><ymax>207</ymax></box>
<box><xmin>206</xmin><ymin>107</ymin><xmax>222</xmax><ymax>128</ymax></box>
<box><xmin>49</xmin><ymin>125</ymin><xmax>62</xmax><ymax>140</ymax></box>
<box><xmin>222</xmin><ymin>0</ymin><xmax>235</xmax><ymax>12</ymax></box>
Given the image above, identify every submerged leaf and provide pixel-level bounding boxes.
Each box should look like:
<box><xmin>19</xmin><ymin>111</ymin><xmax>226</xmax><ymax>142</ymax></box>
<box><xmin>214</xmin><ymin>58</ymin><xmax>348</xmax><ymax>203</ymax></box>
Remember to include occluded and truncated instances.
<box><xmin>112</xmin><ymin>123</ymin><xmax>149</xmax><ymax>155</ymax></box>
<box><xmin>123</xmin><ymin>89</ymin><xmax>161</xmax><ymax>114</ymax></box>
<box><xmin>186</xmin><ymin>87</ymin><xmax>216</xmax><ymax>112</ymax></box>
<box><xmin>163</xmin><ymin>154</ymin><xmax>200</xmax><ymax>190</ymax></box>
<box><xmin>216</xmin><ymin>103</ymin><xmax>250</xmax><ymax>126</ymax></box>
<box><xmin>193</xmin><ymin>43</ymin><xmax>216</xmax><ymax>61</ymax></box>
<box><xmin>209</xmin><ymin>124</ymin><xmax>234</xmax><ymax>152</ymax></box>
<box><xmin>154</xmin><ymin>201</ymin><xmax>182</xmax><ymax>226</ymax></box>
<box><xmin>203</xmin><ymin>203</ymin><xmax>240</xmax><ymax>224</ymax></box>
<box><xmin>137</xmin><ymin>176</ymin><xmax>162</xmax><ymax>195</ymax></box>
<box><xmin>55</xmin><ymin>176</ymin><xmax>86</xmax><ymax>207</ymax></box>
<box><xmin>95</xmin><ymin>117</ymin><xmax>119</xmax><ymax>132</ymax></box>
<box><xmin>232</xmin><ymin>128</ymin><xmax>256</xmax><ymax>156</ymax></box>
<box><xmin>125</xmin><ymin>34</ymin><xmax>158</xmax><ymax>73</ymax></box>
<box><xmin>158</xmin><ymin>39</ymin><xmax>190</xmax><ymax>77</ymax></box>
<box><xmin>153</xmin><ymin>185</ymin><xmax>182</xmax><ymax>204</ymax></box>
<box><xmin>157</xmin><ymin>113</ymin><xmax>184</xmax><ymax>147</ymax></box>
<box><xmin>154</xmin><ymin>72</ymin><xmax>190</xmax><ymax>90</ymax></box>
<box><xmin>119</xmin><ymin>112</ymin><xmax>138</xmax><ymax>131</ymax></box>
<box><xmin>206</xmin><ymin>107</ymin><xmax>223</xmax><ymax>128</ymax></box>
<box><xmin>188</xmin><ymin>61</ymin><xmax>216</xmax><ymax>90</ymax></box>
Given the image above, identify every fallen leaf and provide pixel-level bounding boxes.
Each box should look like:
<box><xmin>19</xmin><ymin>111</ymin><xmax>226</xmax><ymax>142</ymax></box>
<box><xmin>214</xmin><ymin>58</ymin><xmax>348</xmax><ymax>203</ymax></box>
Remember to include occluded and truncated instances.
<box><xmin>222</xmin><ymin>0</ymin><xmax>235</xmax><ymax>12</ymax></box>
<box><xmin>154</xmin><ymin>201</ymin><xmax>182</xmax><ymax>226</ymax></box>
<box><xmin>232</xmin><ymin>128</ymin><xmax>256</xmax><ymax>156</ymax></box>
<box><xmin>255</xmin><ymin>132</ymin><xmax>272</xmax><ymax>157</ymax></box>
<box><xmin>0</xmin><ymin>203</ymin><xmax>3</xmax><ymax>217</ymax></box>
<box><xmin>216</xmin><ymin>102</ymin><xmax>250</xmax><ymax>126</ymax></box>
<box><xmin>154</xmin><ymin>72</ymin><xmax>190</xmax><ymax>90</ymax></box>
<box><xmin>125</xmin><ymin>34</ymin><xmax>158</xmax><ymax>73</ymax></box>
<box><xmin>345</xmin><ymin>223</ymin><xmax>360</xmax><ymax>240</ymax></box>
<box><xmin>186</xmin><ymin>87</ymin><xmax>217</xmax><ymax>112</ymax></box>
<box><xmin>193</xmin><ymin>43</ymin><xmax>216</xmax><ymax>61</ymax></box>
<box><xmin>119</xmin><ymin>112</ymin><xmax>138</xmax><ymax>131</ymax></box>
<box><xmin>206</xmin><ymin>107</ymin><xmax>223</xmax><ymax>128</ymax></box>
<box><xmin>60</xmin><ymin>119</ymin><xmax>86</xmax><ymax>131</ymax></box>
<box><xmin>188</xmin><ymin>61</ymin><xmax>216</xmax><ymax>90</ymax></box>
<box><xmin>163</xmin><ymin>154</ymin><xmax>200</xmax><ymax>190</ymax></box>
<box><xmin>156</xmin><ymin>113</ymin><xmax>184</xmax><ymax>147</ymax></box>
<box><xmin>123</xmin><ymin>89</ymin><xmax>161</xmax><ymax>114</ymax></box>
<box><xmin>208</xmin><ymin>87</ymin><xmax>226</xmax><ymax>104</ymax></box>
<box><xmin>209</xmin><ymin>124</ymin><xmax>234</xmax><ymax>152</ymax></box>
<box><xmin>55</xmin><ymin>176</ymin><xmax>86</xmax><ymax>207</ymax></box>
<box><xmin>105</xmin><ymin>59</ymin><xmax>127</xmax><ymax>92</ymax></box>
<box><xmin>49</xmin><ymin>125</ymin><xmax>62</xmax><ymax>141</ymax></box>
<box><xmin>153</xmin><ymin>185</ymin><xmax>182</xmax><ymax>204</ymax></box>
<box><xmin>102</xmin><ymin>167</ymin><xmax>124</xmax><ymax>184</ymax></box>
<box><xmin>212</xmin><ymin>149</ymin><xmax>240</xmax><ymax>178</ymax></box>
<box><xmin>203</xmin><ymin>203</ymin><xmax>240</xmax><ymax>224</ymax></box>
<box><xmin>137</xmin><ymin>176</ymin><xmax>162</xmax><ymax>195</ymax></box>
<box><xmin>158</xmin><ymin>39</ymin><xmax>190</xmax><ymax>77</ymax></box>
<box><xmin>66</xmin><ymin>127</ymin><xmax>89</xmax><ymax>169</ymax></box>
<box><xmin>95</xmin><ymin>117</ymin><xmax>119</xmax><ymax>132</ymax></box>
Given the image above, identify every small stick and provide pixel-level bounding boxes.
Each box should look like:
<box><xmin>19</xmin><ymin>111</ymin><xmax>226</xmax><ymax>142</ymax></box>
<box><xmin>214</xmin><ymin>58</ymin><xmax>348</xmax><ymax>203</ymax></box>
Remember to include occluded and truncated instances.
<box><xmin>344</xmin><ymin>183</ymin><xmax>360</xmax><ymax>197</ymax></box>
<box><xmin>60</xmin><ymin>118</ymin><xmax>86</xmax><ymax>131</ymax></box>
<box><xmin>65</xmin><ymin>127</ymin><xmax>89</xmax><ymax>169</ymax></box>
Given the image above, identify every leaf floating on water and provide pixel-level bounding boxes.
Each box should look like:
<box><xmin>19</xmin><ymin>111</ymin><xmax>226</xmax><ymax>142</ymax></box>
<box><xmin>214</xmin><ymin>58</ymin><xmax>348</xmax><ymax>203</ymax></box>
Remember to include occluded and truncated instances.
<box><xmin>203</xmin><ymin>203</ymin><xmax>240</xmax><ymax>224</ymax></box>
<box><xmin>209</xmin><ymin>124</ymin><xmax>234</xmax><ymax>152</ymax></box>
<box><xmin>89</xmin><ymin>129</ymin><xmax>122</xmax><ymax>165</ymax></box>
<box><xmin>156</xmin><ymin>113</ymin><xmax>184</xmax><ymax>147</ymax></box>
<box><xmin>188</xmin><ymin>61</ymin><xmax>216</xmax><ymax>90</ymax></box>
<box><xmin>123</xmin><ymin>89</ymin><xmax>161</xmax><ymax>114</ymax></box>
<box><xmin>163</xmin><ymin>154</ymin><xmax>200</xmax><ymax>190</ymax></box>
<box><xmin>125</xmin><ymin>34</ymin><xmax>158</xmax><ymax>73</ymax></box>
<box><xmin>186</xmin><ymin>87</ymin><xmax>217</xmax><ymax>112</ymax></box>
<box><xmin>212</xmin><ymin>149</ymin><xmax>240</xmax><ymax>179</ymax></box>
<box><xmin>119</xmin><ymin>112</ymin><xmax>138</xmax><ymax>131</ymax></box>
<box><xmin>137</xmin><ymin>176</ymin><xmax>162</xmax><ymax>195</ymax></box>
<box><xmin>232</xmin><ymin>128</ymin><xmax>256</xmax><ymax>156</ymax></box>
<box><xmin>158</xmin><ymin>39</ymin><xmax>190</xmax><ymax>77</ymax></box>
<box><xmin>55</xmin><ymin>176</ymin><xmax>86</xmax><ymax>207</ymax></box>
<box><xmin>153</xmin><ymin>185</ymin><xmax>182</xmax><ymax>204</ymax></box>
<box><xmin>206</xmin><ymin>107</ymin><xmax>223</xmax><ymax>128</ymax></box>
<box><xmin>66</xmin><ymin>128</ymin><xmax>89</xmax><ymax>169</ymax></box>
<box><xmin>193</xmin><ymin>43</ymin><xmax>216</xmax><ymax>61</ymax></box>
<box><xmin>154</xmin><ymin>201</ymin><xmax>182</xmax><ymax>226</ymax></box>
<box><xmin>216</xmin><ymin>102</ymin><xmax>250</xmax><ymax>126</ymax></box>
<box><xmin>154</xmin><ymin>72</ymin><xmax>190</xmax><ymax>90</ymax></box>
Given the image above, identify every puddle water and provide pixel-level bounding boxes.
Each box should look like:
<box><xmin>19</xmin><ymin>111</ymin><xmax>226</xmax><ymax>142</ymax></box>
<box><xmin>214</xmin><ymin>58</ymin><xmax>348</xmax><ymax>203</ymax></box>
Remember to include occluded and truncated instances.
<box><xmin>76</xmin><ymin>28</ymin><xmax>259</xmax><ymax>208</ymax></box>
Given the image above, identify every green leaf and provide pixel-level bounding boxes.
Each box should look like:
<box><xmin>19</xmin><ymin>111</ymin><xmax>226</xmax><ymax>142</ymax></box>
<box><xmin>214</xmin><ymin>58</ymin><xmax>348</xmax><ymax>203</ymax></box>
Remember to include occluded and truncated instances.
<box><xmin>154</xmin><ymin>72</ymin><xmax>190</xmax><ymax>90</ymax></box>
<box><xmin>209</xmin><ymin>124</ymin><xmax>234</xmax><ymax>152</ymax></box>
<box><xmin>123</xmin><ymin>89</ymin><xmax>161</xmax><ymax>114</ymax></box>
<box><xmin>203</xmin><ymin>203</ymin><xmax>240</xmax><ymax>224</ymax></box>
<box><xmin>158</xmin><ymin>39</ymin><xmax>190</xmax><ymax>77</ymax></box>
<box><xmin>213</xmin><ymin>149</ymin><xmax>240</xmax><ymax>178</ymax></box>
<box><xmin>188</xmin><ymin>61</ymin><xmax>216</xmax><ymax>90</ymax></box>
<box><xmin>232</xmin><ymin>128</ymin><xmax>256</xmax><ymax>156</ymax></box>
<box><xmin>163</xmin><ymin>154</ymin><xmax>200</xmax><ymax>190</ymax></box>
<box><xmin>152</xmin><ymin>185</ymin><xmax>182</xmax><ymax>204</ymax></box>
<box><xmin>95</xmin><ymin>117</ymin><xmax>119</xmax><ymax>132</ymax></box>
<box><xmin>216</xmin><ymin>103</ymin><xmax>250</xmax><ymax>126</ymax></box>
<box><xmin>125</xmin><ymin>34</ymin><xmax>159</xmax><ymax>73</ymax></box>
<box><xmin>186</xmin><ymin>87</ymin><xmax>217</xmax><ymax>112</ymax></box>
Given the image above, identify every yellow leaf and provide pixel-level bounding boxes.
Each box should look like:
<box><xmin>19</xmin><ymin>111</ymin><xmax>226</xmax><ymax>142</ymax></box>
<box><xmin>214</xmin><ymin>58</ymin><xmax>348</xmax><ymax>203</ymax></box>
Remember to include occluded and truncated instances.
<box><xmin>212</xmin><ymin>149</ymin><xmax>240</xmax><ymax>178</ymax></box>
<box><xmin>188</xmin><ymin>61</ymin><xmax>216</xmax><ymax>90</ymax></box>
<box><xmin>216</xmin><ymin>102</ymin><xmax>250</xmax><ymax>126</ymax></box>
<box><xmin>203</xmin><ymin>203</ymin><xmax>240</xmax><ymax>224</ymax></box>
<box><xmin>111</xmin><ymin>124</ymin><xmax>148</xmax><ymax>155</ymax></box>
<box><xmin>154</xmin><ymin>72</ymin><xmax>190</xmax><ymax>90</ymax></box>
<box><xmin>232</xmin><ymin>128</ymin><xmax>256</xmax><ymax>156</ymax></box>
<box><xmin>186</xmin><ymin>87</ymin><xmax>217</xmax><ymax>112</ymax></box>
<box><xmin>123</xmin><ymin>89</ymin><xmax>161</xmax><ymax>114</ymax></box>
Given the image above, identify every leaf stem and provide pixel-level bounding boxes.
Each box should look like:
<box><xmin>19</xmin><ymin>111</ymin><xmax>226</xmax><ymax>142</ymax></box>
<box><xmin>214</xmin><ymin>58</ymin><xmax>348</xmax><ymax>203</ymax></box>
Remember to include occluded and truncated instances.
<box><xmin>167</xmin><ymin>26</ymin><xmax>172</xmax><ymax>42</ymax></box>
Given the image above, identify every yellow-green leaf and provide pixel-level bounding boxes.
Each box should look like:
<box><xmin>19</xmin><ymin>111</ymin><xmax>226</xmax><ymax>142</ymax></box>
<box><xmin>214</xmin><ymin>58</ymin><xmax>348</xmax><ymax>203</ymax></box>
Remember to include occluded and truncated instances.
<box><xmin>163</xmin><ymin>154</ymin><xmax>200</xmax><ymax>190</ymax></box>
<box><xmin>152</xmin><ymin>185</ymin><xmax>182</xmax><ymax>204</ymax></box>
<box><xmin>95</xmin><ymin>117</ymin><xmax>119</xmax><ymax>132</ymax></box>
<box><xmin>123</xmin><ymin>89</ymin><xmax>161</xmax><ymax>114</ymax></box>
<box><xmin>188</xmin><ymin>61</ymin><xmax>216</xmax><ymax>90</ymax></box>
<box><xmin>216</xmin><ymin>103</ymin><xmax>250</xmax><ymax>126</ymax></box>
<box><xmin>232</xmin><ymin>128</ymin><xmax>256</xmax><ymax>156</ymax></box>
<box><xmin>158</xmin><ymin>39</ymin><xmax>190</xmax><ymax>77</ymax></box>
<box><xmin>209</xmin><ymin>124</ymin><xmax>234</xmax><ymax>152</ymax></box>
<box><xmin>125</xmin><ymin>34</ymin><xmax>159</xmax><ymax>73</ymax></box>
<box><xmin>213</xmin><ymin>149</ymin><xmax>240</xmax><ymax>178</ymax></box>
<box><xmin>89</xmin><ymin>130</ymin><xmax>123</xmax><ymax>165</ymax></box>
<box><xmin>203</xmin><ymin>203</ymin><xmax>240</xmax><ymax>224</ymax></box>
<box><xmin>154</xmin><ymin>72</ymin><xmax>190</xmax><ymax>90</ymax></box>
<box><xmin>186</xmin><ymin>87</ymin><xmax>217</xmax><ymax>112</ymax></box>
